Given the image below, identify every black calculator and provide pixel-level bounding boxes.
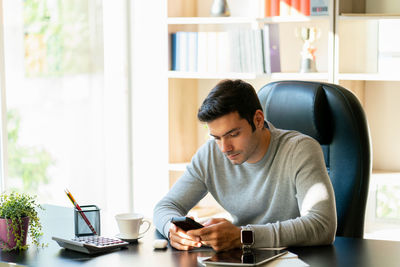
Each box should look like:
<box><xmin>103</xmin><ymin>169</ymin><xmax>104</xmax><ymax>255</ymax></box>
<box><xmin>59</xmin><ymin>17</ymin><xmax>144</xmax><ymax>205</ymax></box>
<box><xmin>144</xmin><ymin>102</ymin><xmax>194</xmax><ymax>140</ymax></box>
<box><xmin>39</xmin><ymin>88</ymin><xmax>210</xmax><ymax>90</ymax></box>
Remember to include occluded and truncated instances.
<box><xmin>52</xmin><ymin>235</ymin><xmax>129</xmax><ymax>254</ymax></box>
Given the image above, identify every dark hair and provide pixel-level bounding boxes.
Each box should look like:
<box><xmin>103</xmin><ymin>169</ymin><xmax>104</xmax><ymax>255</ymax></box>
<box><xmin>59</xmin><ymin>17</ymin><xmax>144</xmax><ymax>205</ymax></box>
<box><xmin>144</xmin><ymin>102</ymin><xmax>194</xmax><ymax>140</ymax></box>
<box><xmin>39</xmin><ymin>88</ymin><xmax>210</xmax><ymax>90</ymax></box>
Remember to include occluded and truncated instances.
<box><xmin>197</xmin><ymin>79</ymin><xmax>263</xmax><ymax>131</ymax></box>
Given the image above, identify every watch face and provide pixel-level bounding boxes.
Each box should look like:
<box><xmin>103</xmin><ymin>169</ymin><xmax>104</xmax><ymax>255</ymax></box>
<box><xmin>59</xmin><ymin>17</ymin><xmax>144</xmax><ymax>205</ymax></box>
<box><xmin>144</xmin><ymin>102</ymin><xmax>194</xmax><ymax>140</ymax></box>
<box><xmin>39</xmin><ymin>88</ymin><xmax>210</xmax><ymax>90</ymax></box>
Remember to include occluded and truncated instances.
<box><xmin>241</xmin><ymin>230</ymin><xmax>253</xmax><ymax>244</ymax></box>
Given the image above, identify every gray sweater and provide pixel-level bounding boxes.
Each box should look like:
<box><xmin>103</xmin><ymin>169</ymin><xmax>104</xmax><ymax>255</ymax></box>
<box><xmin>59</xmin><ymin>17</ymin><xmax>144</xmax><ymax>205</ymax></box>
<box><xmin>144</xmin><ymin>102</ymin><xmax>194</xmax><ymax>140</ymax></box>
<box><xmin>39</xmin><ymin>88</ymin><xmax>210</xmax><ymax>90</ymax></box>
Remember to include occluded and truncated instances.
<box><xmin>154</xmin><ymin>123</ymin><xmax>337</xmax><ymax>247</ymax></box>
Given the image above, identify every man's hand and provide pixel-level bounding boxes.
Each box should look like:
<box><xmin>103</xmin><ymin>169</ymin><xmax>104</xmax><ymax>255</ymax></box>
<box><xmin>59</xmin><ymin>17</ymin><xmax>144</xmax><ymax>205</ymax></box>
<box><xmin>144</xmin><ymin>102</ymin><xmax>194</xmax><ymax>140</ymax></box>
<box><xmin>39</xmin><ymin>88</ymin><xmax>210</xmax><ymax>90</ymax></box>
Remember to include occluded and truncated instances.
<box><xmin>187</xmin><ymin>218</ymin><xmax>241</xmax><ymax>251</ymax></box>
<box><xmin>169</xmin><ymin>223</ymin><xmax>202</xmax><ymax>250</ymax></box>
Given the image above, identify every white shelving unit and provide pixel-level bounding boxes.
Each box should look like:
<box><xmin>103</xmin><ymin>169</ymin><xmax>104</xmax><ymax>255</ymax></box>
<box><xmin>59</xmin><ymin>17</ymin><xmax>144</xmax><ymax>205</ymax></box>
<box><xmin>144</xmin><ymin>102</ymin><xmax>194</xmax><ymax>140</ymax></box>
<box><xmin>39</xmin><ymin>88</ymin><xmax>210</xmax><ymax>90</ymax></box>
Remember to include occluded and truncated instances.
<box><xmin>168</xmin><ymin>71</ymin><xmax>329</xmax><ymax>80</ymax></box>
<box><xmin>168</xmin><ymin>16</ymin><xmax>329</xmax><ymax>25</ymax></box>
<box><xmin>338</xmin><ymin>73</ymin><xmax>400</xmax><ymax>82</ymax></box>
<box><xmin>257</xmin><ymin>16</ymin><xmax>329</xmax><ymax>23</ymax></box>
<box><xmin>339</xmin><ymin>14</ymin><xmax>400</xmax><ymax>20</ymax></box>
<box><xmin>167</xmin><ymin>17</ymin><xmax>256</xmax><ymax>24</ymax></box>
<box><xmin>167</xmin><ymin>1</ymin><xmax>334</xmax><ymax>181</ymax></box>
<box><xmin>335</xmin><ymin>0</ymin><xmax>400</xmax><ymax>240</ymax></box>
<box><xmin>166</xmin><ymin>0</ymin><xmax>400</xmax><ymax>237</ymax></box>
<box><xmin>335</xmin><ymin>0</ymin><xmax>400</xmax><ymax>171</ymax></box>
<box><xmin>168</xmin><ymin>71</ymin><xmax>258</xmax><ymax>80</ymax></box>
<box><xmin>167</xmin><ymin>0</ymin><xmax>400</xmax><ymax>177</ymax></box>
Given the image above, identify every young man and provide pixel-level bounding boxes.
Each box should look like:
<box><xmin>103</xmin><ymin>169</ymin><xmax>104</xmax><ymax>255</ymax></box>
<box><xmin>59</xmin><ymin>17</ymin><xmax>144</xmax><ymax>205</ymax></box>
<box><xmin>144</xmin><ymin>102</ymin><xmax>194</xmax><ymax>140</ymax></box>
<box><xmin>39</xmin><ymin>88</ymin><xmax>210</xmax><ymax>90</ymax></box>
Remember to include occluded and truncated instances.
<box><xmin>154</xmin><ymin>79</ymin><xmax>337</xmax><ymax>251</ymax></box>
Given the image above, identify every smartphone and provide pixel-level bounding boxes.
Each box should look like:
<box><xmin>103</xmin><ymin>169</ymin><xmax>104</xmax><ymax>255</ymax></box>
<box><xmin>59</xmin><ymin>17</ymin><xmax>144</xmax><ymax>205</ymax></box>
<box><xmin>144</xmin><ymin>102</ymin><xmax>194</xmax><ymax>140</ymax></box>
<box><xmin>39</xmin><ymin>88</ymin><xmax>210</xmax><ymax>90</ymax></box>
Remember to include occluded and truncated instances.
<box><xmin>171</xmin><ymin>216</ymin><xmax>204</xmax><ymax>231</ymax></box>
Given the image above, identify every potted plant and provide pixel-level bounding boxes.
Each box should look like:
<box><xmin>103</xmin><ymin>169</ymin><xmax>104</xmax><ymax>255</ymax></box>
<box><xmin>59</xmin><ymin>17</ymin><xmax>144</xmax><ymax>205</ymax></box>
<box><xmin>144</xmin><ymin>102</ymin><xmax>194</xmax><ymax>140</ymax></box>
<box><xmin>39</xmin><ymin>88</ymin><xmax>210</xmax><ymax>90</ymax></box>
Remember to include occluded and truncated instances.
<box><xmin>0</xmin><ymin>192</ymin><xmax>45</xmax><ymax>250</ymax></box>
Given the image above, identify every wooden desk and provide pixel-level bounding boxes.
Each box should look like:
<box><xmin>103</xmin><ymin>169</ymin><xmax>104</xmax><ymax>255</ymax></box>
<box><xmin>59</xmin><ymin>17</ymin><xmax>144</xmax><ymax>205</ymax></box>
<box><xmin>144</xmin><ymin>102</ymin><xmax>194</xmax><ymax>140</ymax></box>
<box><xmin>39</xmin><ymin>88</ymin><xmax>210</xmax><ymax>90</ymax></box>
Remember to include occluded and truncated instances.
<box><xmin>1</xmin><ymin>205</ymin><xmax>400</xmax><ymax>267</ymax></box>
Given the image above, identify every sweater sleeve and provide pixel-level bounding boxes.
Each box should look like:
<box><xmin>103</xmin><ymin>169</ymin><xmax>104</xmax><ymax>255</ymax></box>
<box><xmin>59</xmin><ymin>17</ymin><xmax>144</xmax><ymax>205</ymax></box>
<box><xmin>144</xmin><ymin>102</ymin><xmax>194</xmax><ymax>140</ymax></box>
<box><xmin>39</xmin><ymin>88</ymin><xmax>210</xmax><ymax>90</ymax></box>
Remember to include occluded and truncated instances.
<box><xmin>153</xmin><ymin>147</ymin><xmax>209</xmax><ymax>239</ymax></box>
<box><xmin>250</xmin><ymin>137</ymin><xmax>337</xmax><ymax>247</ymax></box>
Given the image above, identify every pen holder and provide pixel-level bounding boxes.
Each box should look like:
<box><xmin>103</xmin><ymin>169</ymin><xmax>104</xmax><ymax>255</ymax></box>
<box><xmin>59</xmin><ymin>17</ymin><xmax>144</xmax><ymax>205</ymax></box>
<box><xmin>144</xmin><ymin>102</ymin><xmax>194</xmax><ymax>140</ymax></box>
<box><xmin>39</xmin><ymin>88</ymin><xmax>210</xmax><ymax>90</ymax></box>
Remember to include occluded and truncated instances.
<box><xmin>74</xmin><ymin>205</ymin><xmax>101</xmax><ymax>236</ymax></box>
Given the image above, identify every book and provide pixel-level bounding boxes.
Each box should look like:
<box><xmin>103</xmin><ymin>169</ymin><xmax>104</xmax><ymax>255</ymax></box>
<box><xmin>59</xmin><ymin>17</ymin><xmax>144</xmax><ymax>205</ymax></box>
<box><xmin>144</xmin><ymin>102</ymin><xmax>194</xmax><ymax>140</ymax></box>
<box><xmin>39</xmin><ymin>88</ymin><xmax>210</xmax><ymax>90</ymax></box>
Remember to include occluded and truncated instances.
<box><xmin>187</xmin><ymin>32</ymin><xmax>198</xmax><ymax>72</ymax></box>
<box><xmin>216</xmin><ymin>31</ymin><xmax>230</xmax><ymax>72</ymax></box>
<box><xmin>263</xmin><ymin>25</ymin><xmax>271</xmax><ymax>73</ymax></box>
<box><xmin>310</xmin><ymin>0</ymin><xmax>329</xmax><ymax>16</ymax></box>
<box><xmin>170</xmin><ymin>32</ymin><xmax>187</xmax><ymax>71</ymax></box>
<box><xmin>269</xmin><ymin>24</ymin><xmax>281</xmax><ymax>72</ymax></box>
<box><xmin>271</xmin><ymin>0</ymin><xmax>280</xmax><ymax>16</ymax></box>
<box><xmin>170</xmin><ymin>33</ymin><xmax>178</xmax><ymax>70</ymax></box>
<box><xmin>236</xmin><ymin>29</ymin><xmax>244</xmax><ymax>72</ymax></box>
<box><xmin>265</xmin><ymin>0</ymin><xmax>271</xmax><ymax>17</ymax></box>
<box><xmin>253</xmin><ymin>29</ymin><xmax>265</xmax><ymax>74</ymax></box>
<box><xmin>177</xmin><ymin>32</ymin><xmax>188</xmax><ymax>71</ymax></box>
<box><xmin>263</xmin><ymin>24</ymin><xmax>281</xmax><ymax>73</ymax></box>
<box><xmin>290</xmin><ymin>0</ymin><xmax>302</xmax><ymax>16</ymax></box>
<box><xmin>258</xmin><ymin>0</ymin><xmax>266</xmax><ymax>18</ymax></box>
<box><xmin>248</xmin><ymin>29</ymin><xmax>256</xmax><ymax>72</ymax></box>
<box><xmin>280</xmin><ymin>0</ymin><xmax>291</xmax><ymax>16</ymax></box>
<box><xmin>239</xmin><ymin>29</ymin><xmax>252</xmax><ymax>72</ymax></box>
<box><xmin>300</xmin><ymin>0</ymin><xmax>310</xmax><ymax>16</ymax></box>
<box><xmin>197</xmin><ymin>32</ymin><xmax>208</xmax><ymax>72</ymax></box>
<box><xmin>230</xmin><ymin>29</ymin><xmax>241</xmax><ymax>73</ymax></box>
<box><xmin>207</xmin><ymin>32</ymin><xmax>218</xmax><ymax>73</ymax></box>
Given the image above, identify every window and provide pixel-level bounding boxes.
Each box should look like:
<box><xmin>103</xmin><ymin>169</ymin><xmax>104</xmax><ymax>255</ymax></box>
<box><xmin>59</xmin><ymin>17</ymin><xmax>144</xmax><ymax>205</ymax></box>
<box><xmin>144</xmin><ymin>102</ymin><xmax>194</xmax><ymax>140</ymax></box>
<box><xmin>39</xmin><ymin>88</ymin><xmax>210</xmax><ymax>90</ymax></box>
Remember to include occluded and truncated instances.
<box><xmin>1</xmin><ymin>0</ymin><xmax>131</xmax><ymax>214</ymax></box>
<box><xmin>365</xmin><ymin>172</ymin><xmax>400</xmax><ymax>241</ymax></box>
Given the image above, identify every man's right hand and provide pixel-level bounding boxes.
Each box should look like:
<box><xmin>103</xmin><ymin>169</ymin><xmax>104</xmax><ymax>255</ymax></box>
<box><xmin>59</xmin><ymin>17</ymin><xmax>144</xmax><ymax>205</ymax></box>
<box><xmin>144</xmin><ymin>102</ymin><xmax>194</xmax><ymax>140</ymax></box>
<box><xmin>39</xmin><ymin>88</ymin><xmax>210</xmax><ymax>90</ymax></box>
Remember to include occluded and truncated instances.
<box><xmin>169</xmin><ymin>223</ymin><xmax>203</xmax><ymax>250</ymax></box>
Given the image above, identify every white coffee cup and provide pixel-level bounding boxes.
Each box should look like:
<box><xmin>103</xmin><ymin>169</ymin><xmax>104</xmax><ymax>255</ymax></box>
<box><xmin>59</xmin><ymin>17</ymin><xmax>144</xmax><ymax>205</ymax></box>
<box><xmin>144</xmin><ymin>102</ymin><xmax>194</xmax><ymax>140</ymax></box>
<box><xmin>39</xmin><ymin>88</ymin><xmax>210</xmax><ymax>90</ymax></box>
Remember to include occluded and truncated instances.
<box><xmin>115</xmin><ymin>213</ymin><xmax>151</xmax><ymax>239</ymax></box>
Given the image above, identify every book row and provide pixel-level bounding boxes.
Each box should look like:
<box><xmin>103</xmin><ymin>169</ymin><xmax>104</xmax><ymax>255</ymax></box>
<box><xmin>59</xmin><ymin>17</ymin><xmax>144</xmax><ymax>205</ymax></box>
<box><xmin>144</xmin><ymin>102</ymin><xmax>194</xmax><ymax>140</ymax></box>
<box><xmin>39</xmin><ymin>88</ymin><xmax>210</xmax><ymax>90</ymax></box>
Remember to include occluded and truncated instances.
<box><xmin>170</xmin><ymin>24</ymin><xmax>281</xmax><ymax>74</ymax></box>
<box><xmin>265</xmin><ymin>0</ymin><xmax>329</xmax><ymax>17</ymax></box>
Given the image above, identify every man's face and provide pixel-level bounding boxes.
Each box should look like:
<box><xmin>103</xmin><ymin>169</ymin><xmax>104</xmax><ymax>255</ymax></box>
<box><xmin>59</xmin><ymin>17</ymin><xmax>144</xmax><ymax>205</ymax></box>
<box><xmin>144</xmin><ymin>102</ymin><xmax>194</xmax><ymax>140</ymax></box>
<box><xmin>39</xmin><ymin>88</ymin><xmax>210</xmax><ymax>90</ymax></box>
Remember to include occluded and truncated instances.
<box><xmin>207</xmin><ymin>111</ymin><xmax>261</xmax><ymax>165</ymax></box>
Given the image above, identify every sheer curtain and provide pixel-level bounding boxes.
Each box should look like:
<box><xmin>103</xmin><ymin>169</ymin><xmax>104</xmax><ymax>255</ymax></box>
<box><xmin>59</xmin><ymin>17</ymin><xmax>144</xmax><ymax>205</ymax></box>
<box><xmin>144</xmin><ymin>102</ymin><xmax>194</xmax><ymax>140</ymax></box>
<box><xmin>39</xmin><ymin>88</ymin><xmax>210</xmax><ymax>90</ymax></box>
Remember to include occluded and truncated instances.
<box><xmin>1</xmin><ymin>0</ymin><xmax>131</xmax><ymax>215</ymax></box>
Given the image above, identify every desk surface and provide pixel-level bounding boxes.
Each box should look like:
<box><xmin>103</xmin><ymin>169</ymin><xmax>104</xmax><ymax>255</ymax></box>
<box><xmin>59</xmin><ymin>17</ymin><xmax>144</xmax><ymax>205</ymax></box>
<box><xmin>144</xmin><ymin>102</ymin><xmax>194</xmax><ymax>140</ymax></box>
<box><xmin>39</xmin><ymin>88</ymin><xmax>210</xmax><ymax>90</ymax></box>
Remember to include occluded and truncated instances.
<box><xmin>1</xmin><ymin>205</ymin><xmax>400</xmax><ymax>267</ymax></box>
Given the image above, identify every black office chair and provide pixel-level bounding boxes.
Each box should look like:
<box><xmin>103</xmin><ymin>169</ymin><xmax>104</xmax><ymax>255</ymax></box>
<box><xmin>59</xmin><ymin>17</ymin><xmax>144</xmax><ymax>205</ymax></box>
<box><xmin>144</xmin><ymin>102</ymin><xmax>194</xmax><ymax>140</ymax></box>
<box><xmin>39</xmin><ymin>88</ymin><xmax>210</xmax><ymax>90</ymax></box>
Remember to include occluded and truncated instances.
<box><xmin>257</xmin><ymin>80</ymin><xmax>371</xmax><ymax>238</ymax></box>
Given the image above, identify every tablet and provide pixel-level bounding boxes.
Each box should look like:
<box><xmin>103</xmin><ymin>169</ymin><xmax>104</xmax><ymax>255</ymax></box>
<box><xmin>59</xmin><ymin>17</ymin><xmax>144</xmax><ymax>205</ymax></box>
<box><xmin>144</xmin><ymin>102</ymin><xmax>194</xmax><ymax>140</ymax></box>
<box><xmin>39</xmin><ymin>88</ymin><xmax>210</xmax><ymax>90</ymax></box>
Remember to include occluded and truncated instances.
<box><xmin>203</xmin><ymin>249</ymin><xmax>288</xmax><ymax>266</ymax></box>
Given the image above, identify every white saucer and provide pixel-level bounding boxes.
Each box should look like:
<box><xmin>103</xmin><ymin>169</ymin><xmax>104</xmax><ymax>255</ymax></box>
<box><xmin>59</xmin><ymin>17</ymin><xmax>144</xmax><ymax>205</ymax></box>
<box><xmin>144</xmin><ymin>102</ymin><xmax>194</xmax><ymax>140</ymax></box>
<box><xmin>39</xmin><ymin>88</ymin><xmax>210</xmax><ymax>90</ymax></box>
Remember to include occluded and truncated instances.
<box><xmin>116</xmin><ymin>234</ymin><xmax>143</xmax><ymax>242</ymax></box>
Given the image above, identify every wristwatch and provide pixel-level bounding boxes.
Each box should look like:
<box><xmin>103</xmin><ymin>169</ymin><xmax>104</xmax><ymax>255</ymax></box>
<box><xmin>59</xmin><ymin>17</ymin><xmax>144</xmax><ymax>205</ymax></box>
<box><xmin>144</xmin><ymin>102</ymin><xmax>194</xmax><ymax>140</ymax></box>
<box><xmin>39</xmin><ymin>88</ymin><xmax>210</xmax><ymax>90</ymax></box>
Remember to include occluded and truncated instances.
<box><xmin>241</xmin><ymin>226</ymin><xmax>254</xmax><ymax>249</ymax></box>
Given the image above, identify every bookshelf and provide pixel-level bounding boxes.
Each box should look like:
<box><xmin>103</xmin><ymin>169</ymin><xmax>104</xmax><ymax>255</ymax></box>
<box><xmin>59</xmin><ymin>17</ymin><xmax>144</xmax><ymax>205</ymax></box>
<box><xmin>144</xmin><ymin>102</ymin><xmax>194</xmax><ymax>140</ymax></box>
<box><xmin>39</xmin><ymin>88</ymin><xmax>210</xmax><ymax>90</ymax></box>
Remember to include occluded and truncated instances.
<box><xmin>338</xmin><ymin>73</ymin><xmax>400</xmax><ymax>82</ymax></box>
<box><xmin>168</xmin><ymin>71</ymin><xmax>329</xmax><ymax>80</ymax></box>
<box><xmin>166</xmin><ymin>0</ymin><xmax>334</xmax><ymax>217</ymax></box>
<box><xmin>340</xmin><ymin>14</ymin><xmax>400</xmax><ymax>20</ymax></box>
<box><xmin>335</xmin><ymin>0</ymin><xmax>400</xmax><ymax>171</ymax></box>
<box><xmin>167</xmin><ymin>16</ymin><xmax>328</xmax><ymax>25</ymax></box>
<box><xmin>167</xmin><ymin>0</ymin><xmax>333</xmax><ymax>182</ymax></box>
<box><xmin>335</xmin><ymin>0</ymin><xmax>400</xmax><ymax>239</ymax></box>
<box><xmin>168</xmin><ymin>17</ymin><xmax>256</xmax><ymax>24</ymax></box>
<box><xmin>165</xmin><ymin>0</ymin><xmax>400</xmax><ymax>233</ymax></box>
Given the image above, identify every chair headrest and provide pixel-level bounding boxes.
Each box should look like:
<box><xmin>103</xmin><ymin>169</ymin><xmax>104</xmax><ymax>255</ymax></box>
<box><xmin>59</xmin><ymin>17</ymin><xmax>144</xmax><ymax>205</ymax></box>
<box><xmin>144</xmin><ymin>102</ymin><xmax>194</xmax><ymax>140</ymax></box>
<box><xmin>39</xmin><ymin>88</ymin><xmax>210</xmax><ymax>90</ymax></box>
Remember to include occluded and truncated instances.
<box><xmin>264</xmin><ymin>82</ymin><xmax>332</xmax><ymax>144</ymax></box>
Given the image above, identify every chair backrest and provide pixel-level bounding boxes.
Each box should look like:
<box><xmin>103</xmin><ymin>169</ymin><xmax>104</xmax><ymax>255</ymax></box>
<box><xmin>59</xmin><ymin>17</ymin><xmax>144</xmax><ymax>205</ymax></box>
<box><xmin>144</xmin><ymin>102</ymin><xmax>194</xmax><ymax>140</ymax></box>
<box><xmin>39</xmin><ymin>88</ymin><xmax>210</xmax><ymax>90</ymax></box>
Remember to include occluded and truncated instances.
<box><xmin>258</xmin><ymin>80</ymin><xmax>371</xmax><ymax>238</ymax></box>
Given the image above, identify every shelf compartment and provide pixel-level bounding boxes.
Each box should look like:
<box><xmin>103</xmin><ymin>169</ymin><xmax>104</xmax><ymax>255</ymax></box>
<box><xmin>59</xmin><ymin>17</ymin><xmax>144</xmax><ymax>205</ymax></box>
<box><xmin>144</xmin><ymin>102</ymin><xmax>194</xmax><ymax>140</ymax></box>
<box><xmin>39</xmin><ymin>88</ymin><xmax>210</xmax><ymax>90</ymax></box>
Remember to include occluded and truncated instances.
<box><xmin>168</xmin><ymin>16</ymin><xmax>329</xmax><ymax>25</ymax></box>
<box><xmin>338</xmin><ymin>73</ymin><xmax>400</xmax><ymax>81</ymax></box>
<box><xmin>168</xmin><ymin>71</ymin><xmax>258</xmax><ymax>79</ymax></box>
<box><xmin>168</xmin><ymin>71</ymin><xmax>329</xmax><ymax>80</ymax></box>
<box><xmin>168</xmin><ymin>17</ymin><xmax>255</xmax><ymax>25</ymax></box>
<box><xmin>340</xmin><ymin>14</ymin><xmax>400</xmax><ymax>20</ymax></box>
<box><xmin>270</xmin><ymin>72</ymin><xmax>329</xmax><ymax>80</ymax></box>
<box><xmin>258</xmin><ymin>16</ymin><xmax>329</xmax><ymax>23</ymax></box>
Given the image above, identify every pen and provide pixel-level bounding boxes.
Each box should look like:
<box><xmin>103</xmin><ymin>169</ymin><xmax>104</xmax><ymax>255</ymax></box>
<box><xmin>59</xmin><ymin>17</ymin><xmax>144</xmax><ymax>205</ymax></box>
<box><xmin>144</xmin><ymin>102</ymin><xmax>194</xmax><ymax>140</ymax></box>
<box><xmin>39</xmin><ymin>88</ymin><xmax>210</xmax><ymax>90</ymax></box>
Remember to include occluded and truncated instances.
<box><xmin>65</xmin><ymin>188</ymin><xmax>97</xmax><ymax>235</ymax></box>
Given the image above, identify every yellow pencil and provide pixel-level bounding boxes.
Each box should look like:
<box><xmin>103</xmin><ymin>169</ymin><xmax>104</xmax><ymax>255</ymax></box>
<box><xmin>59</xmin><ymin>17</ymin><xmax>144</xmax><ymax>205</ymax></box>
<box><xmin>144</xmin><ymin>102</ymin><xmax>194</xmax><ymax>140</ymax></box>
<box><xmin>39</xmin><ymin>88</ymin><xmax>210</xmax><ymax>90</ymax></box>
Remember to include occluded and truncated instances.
<box><xmin>65</xmin><ymin>189</ymin><xmax>97</xmax><ymax>235</ymax></box>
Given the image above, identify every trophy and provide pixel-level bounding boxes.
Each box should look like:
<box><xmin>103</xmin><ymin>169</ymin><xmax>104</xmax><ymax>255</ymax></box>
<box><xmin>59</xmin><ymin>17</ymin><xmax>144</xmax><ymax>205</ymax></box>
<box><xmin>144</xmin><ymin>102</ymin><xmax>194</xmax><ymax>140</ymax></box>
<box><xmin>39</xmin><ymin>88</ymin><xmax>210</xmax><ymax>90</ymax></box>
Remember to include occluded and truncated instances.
<box><xmin>210</xmin><ymin>0</ymin><xmax>230</xmax><ymax>17</ymax></box>
<box><xmin>296</xmin><ymin>26</ymin><xmax>320</xmax><ymax>73</ymax></box>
